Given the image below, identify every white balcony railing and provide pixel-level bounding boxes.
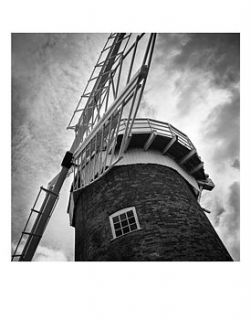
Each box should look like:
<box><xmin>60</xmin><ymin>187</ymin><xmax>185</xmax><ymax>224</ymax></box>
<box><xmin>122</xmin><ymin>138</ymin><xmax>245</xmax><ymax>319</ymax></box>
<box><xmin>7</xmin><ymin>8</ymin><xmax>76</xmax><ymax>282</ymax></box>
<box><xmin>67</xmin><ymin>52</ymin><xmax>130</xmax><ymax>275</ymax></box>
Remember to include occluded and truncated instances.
<box><xmin>119</xmin><ymin>118</ymin><xmax>195</xmax><ymax>150</ymax></box>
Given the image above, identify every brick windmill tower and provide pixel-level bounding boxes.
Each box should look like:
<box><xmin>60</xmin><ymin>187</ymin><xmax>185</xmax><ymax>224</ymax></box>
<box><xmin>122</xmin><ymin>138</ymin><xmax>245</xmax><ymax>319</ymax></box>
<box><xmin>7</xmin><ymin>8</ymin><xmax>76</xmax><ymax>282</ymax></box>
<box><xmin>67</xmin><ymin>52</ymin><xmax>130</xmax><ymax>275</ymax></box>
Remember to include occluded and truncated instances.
<box><xmin>67</xmin><ymin>34</ymin><xmax>232</xmax><ymax>261</ymax></box>
<box><xmin>12</xmin><ymin>33</ymin><xmax>232</xmax><ymax>261</ymax></box>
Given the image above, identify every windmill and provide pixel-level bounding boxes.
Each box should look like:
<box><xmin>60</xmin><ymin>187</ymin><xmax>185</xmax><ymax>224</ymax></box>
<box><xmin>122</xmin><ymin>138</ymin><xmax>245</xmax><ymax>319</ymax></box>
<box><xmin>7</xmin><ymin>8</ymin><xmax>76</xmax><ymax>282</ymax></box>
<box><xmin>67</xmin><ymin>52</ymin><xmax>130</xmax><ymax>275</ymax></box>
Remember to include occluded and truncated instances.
<box><xmin>12</xmin><ymin>33</ymin><xmax>233</xmax><ymax>262</ymax></box>
<box><xmin>12</xmin><ymin>33</ymin><xmax>157</xmax><ymax>261</ymax></box>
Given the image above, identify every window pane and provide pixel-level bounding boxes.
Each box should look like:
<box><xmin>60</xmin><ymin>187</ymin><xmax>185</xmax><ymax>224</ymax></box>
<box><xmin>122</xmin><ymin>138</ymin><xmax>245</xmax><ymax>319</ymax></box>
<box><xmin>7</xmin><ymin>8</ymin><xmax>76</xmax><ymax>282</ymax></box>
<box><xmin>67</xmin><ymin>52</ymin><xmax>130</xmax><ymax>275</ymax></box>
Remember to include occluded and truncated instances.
<box><xmin>128</xmin><ymin>217</ymin><xmax>136</xmax><ymax>224</ymax></box>
<box><xmin>127</xmin><ymin>210</ymin><xmax>134</xmax><ymax>218</ymax></box>
<box><xmin>115</xmin><ymin>229</ymin><xmax>122</xmax><ymax>237</ymax></box>
<box><xmin>121</xmin><ymin>220</ymin><xmax>128</xmax><ymax>227</ymax></box>
<box><xmin>111</xmin><ymin>208</ymin><xmax>139</xmax><ymax>239</ymax></box>
<box><xmin>123</xmin><ymin>226</ymin><xmax>130</xmax><ymax>234</ymax></box>
<box><xmin>130</xmin><ymin>223</ymin><xmax>137</xmax><ymax>231</ymax></box>
<box><xmin>113</xmin><ymin>216</ymin><xmax>119</xmax><ymax>223</ymax></box>
<box><xmin>114</xmin><ymin>222</ymin><xmax>121</xmax><ymax>230</ymax></box>
<box><xmin>120</xmin><ymin>213</ymin><xmax>127</xmax><ymax>221</ymax></box>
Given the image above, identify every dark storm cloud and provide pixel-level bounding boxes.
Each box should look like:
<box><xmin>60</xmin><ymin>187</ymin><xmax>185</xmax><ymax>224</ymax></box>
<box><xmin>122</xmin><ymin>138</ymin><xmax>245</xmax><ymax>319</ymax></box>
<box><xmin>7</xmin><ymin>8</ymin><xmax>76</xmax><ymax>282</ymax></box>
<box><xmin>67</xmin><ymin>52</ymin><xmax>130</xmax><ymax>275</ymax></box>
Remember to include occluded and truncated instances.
<box><xmin>172</xmin><ymin>33</ymin><xmax>239</xmax><ymax>88</ymax></box>
<box><xmin>155</xmin><ymin>33</ymin><xmax>190</xmax><ymax>66</ymax></box>
<box><xmin>155</xmin><ymin>33</ymin><xmax>240</xmax><ymax>260</ymax></box>
<box><xmin>11</xmin><ymin>33</ymin><xmax>240</xmax><ymax>260</ymax></box>
<box><xmin>156</xmin><ymin>33</ymin><xmax>240</xmax><ymax>115</ymax></box>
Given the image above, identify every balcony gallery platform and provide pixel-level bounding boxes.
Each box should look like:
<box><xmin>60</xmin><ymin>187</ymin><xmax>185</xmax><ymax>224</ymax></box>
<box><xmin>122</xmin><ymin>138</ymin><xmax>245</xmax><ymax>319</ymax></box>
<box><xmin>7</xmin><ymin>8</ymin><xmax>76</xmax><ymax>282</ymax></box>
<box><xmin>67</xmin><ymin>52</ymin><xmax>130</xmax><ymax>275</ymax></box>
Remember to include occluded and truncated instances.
<box><xmin>116</xmin><ymin>118</ymin><xmax>214</xmax><ymax>190</ymax></box>
<box><xmin>68</xmin><ymin>118</ymin><xmax>214</xmax><ymax>225</ymax></box>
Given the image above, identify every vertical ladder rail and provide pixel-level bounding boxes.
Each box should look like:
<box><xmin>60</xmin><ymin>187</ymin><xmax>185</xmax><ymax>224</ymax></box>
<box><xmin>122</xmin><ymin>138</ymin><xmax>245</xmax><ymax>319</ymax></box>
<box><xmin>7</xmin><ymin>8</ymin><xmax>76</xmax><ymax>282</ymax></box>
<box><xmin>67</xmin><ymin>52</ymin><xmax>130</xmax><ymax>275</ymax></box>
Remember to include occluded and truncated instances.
<box><xmin>72</xmin><ymin>34</ymin><xmax>157</xmax><ymax>191</ymax></box>
<box><xmin>12</xmin><ymin>187</ymin><xmax>44</xmax><ymax>260</ymax></box>
<box><xmin>12</xmin><ymin>152</ymin><xmax>73</xmax><ymax>261</ymax></box>
<box><xmin>12</xmin><ymin>33</ymin><xmax>157</xmax><ymax>261</ymax></box>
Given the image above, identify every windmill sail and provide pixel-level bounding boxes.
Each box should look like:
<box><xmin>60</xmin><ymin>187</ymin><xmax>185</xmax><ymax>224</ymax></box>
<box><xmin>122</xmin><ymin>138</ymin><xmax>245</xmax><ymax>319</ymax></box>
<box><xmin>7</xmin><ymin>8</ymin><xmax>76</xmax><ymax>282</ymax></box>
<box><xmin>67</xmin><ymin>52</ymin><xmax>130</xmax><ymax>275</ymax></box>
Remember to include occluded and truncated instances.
<box><xmin>12</xmin><ymin>33</ymin><xmax>156</xmax><ymax>261</ymax></box>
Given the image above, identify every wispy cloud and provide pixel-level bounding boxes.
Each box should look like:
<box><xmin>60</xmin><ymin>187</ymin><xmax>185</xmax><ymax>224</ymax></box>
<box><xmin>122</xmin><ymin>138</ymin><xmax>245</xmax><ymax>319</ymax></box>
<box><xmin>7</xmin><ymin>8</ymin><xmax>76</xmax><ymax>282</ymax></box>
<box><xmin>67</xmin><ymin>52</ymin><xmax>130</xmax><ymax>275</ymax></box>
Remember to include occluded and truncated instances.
<box><xmin>144</xmin><ymin>33</ymin><xmax>240</xmax><ymax>259</ymax></box>
<box><xmin>203</xmin><ymin>87</ymin><xmax>240</xmax><ymax>163</ymax></box>
<box><xmin>11</xmin><ymin>34</ymin><xmax>107</xmax><ymax>260</ymax></box>
<box><xmin>33</xmin><ymin>245</ymin><xmax>68</xmax><ymax>261</ymax></box>
<box><xmin>12</xmin><ymin>33</ymin><xmax>240</xmax><ymax>260</ymax></box>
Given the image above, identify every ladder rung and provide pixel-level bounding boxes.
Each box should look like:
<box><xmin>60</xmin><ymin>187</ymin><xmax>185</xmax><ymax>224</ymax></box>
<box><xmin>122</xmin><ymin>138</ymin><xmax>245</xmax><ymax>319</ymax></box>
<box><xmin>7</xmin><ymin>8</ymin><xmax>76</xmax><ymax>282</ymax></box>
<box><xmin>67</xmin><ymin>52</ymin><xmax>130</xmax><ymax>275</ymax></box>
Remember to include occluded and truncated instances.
<box><xmin>97</xmin><ymin>52</ymin><xmax>122</xmax><ymax>66</ymax></box>
<box><xmin>96</xmin><ymin>61</ymin><xmax>105</xmax><ymax>68</ymax></box>
<box><xmin>89</xmin><ymin>70</ymin><xmax>111</xmax><ymax>83</ymax></box>
<box><xmin>31</xmin><ymin>208</ymin><xmax>42</xmax><ymax>215</ymax></box>
<box><xmin>67</xmin><ymin>125</ymin><xmax>76</xmax><ymax>130</ymax></box>
<box><xmin>83</xmin><ymin>87</ymin><xmax>108</xmax><ymax>99</ymax></box>
<box><xmin>12</xmin><ymin>254</ymin><xmax>23</xmax><ymax>257</ymax></box>
<box><xmin>41</xmin><ymin>186</ymin><xmax>58</xmax><ymax>197</ymax></box>
<box><xmin>22</xmin><ymin>231</ymin><xmax>42</xmax><ymax>238</ymax></box>
<box><xmin>89</xmin><ymin>76</ymin><xmax>99</xmax><ymax>82</ymax></box>
<box><xmin>74</xmin><ymin>108</ymin><xmax>85</xmax><ymax>113</ymax></box>
<box><xmin>82</xmin><ymin>93</ymin><xmax>91</xmax><ymax>98</ymax></box>
<box><xmin>101</xmin><ymin>45</ymin><xmax>113</xmax><ymax>53</ymax></box>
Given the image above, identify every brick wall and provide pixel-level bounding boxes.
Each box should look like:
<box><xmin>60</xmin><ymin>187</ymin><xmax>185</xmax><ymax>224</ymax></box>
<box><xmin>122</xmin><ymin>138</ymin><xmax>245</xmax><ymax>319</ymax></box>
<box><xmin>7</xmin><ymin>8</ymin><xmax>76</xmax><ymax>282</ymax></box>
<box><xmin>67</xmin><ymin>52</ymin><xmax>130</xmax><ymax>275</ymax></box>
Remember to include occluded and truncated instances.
<box><xmin>74</xmin><ymin>164</ymin><xmax>232</xmax><ymax>261</ymax></box>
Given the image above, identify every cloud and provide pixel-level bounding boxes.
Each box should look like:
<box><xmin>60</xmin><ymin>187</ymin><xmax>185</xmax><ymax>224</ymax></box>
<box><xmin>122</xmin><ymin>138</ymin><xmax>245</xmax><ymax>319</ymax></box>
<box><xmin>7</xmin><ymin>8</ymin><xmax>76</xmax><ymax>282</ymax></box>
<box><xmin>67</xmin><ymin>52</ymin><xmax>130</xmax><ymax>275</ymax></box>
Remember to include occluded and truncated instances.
<box><xmin>152</xmin><ymin>33</ymin><xmax>240</xmax><ymax>260</ymax></box>
<box><xmin>152</xmin><ymin>33</ymin><xmax>240</xmax><ymax>118</ymax></box>
<box><xmin>203</xmin><ymin>87</ymin><xmax>240</xmax><ymax>164</ymax></box>
<box><xmin>11</xmin><ymin>34</ymin><xmax>107</xmax><ymax>259</ymax></box>
<box><xmin>11</xmin><ymin>237</ymin><xmax>68</xmax><ymax>261</ymax></box>
<box><xmin>137</xmin><ymin>97</ymin><xmax>157</xmax><ymax>118</ymax></box>
<box><xmin>33</xmin><ymin>245</ymin><xmax>68</xmax><ymax>261</ymax></box>
<box><xmin>211</xmin><ymin>199</ymin><xmax>226</xmax><ymax>227</ymax></box>
<box><xmin>201</xmin><ymin>180</ymin><xmax>240</xmax><ymax>260</ymax></box>
<box><xmin>171</xmin><ymin>33</ymin><xmax>239</xmax><ymax>89</ymax></box>
<box><xmin>216</xmin><ymin>182</ymin><xmax>240</xmax><ymax>260</ymax></box>
<box><xmin>231</xmin><ymin>158</ymin><xmax>240</xmax><ymax>170</ymax></box>
<box><xmin>11</xmin><ymin>33</ymin><xmax>240</xmax><ymax>261</ymax></box>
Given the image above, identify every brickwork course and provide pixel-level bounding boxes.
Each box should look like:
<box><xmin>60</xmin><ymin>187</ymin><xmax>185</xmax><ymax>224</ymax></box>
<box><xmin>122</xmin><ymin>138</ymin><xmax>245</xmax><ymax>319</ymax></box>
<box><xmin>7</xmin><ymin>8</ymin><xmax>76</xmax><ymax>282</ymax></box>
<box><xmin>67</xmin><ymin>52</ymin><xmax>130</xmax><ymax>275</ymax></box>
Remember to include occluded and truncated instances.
<box><xmin>73</xmin><ymin>164</ymin><xmax>233</xmax><ymax>261</ymax></box>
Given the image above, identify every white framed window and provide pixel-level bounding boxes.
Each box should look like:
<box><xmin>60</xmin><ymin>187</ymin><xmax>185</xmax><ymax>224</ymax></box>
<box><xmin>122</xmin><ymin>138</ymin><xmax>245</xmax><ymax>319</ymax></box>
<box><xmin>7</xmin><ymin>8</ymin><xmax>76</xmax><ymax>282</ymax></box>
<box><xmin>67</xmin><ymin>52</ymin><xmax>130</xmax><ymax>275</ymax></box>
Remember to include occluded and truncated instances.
<box><xmin>109</xmin><ymin>207</ymin><xmax>140</xmax><ymax>239</ymax></box>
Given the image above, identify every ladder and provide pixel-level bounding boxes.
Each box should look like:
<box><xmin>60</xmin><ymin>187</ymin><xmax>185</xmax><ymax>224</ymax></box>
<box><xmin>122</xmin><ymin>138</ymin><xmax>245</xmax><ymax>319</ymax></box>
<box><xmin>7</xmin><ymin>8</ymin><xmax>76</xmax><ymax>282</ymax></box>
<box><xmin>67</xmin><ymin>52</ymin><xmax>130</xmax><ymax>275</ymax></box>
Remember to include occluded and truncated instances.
<box><xmin>12</xmin><ymin>187</ymin><xmax>58</xmax><ymax>261</ymax></box>
<box><xmin>12</xmin><ymin>33</ymin><xmax>156</xmax><ymax>261</ymax></box>
<box><xmin>12</xmin><ymin>152</ymin><xmax>73</xmax><ymax>261</ymax></box>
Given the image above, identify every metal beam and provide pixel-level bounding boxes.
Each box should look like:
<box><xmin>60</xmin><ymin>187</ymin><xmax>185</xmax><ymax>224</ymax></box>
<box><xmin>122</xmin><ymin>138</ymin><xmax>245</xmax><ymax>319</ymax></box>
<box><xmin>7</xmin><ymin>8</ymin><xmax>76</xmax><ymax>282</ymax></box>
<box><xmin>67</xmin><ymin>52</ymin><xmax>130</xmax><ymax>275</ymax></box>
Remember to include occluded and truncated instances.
<box><xmin>179</xmin><ymin>148</ymin><xmax>196</xmax><ymax>165</ymax></box>
<box><xmin>16</xmin><ymin>159</ymin><xmax>72</xmax><ymax>261</ymax></box>
<box><xmin>190</xmin><ymin>162</ymin><xmax>204</xmax><ymax>174</ymax></box>
<box><xmin>72</xmin><ymin>64</ymin><xmax>148</xmax><ymax>157</ymax></box>
<box><xmin>144</xmin><ymin>130</ymin><xmax>157</xmax><ymax>151</ymax></box>
<box><xmin>12</xmin><ymin>33</ymin><xmax>157</xmax><ymax>261</ymax></box>
<box><xmin>162</xmin><ymin>135</ymin><xmax>177</xmax><ymax>154</ymax></box>
<box><xmin>124</xmin><ymin>134</ymin><xmax>132</xmax><ymax>152</ymax></box>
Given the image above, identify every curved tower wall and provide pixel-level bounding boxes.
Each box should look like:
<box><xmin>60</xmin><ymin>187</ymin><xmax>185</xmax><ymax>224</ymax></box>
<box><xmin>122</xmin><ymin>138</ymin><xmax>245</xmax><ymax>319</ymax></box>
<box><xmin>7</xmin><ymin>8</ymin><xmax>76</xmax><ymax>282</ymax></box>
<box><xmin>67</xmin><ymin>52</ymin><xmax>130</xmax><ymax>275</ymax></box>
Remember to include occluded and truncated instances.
<box><xmin>70</xmin><ymin>118</ymin><xmax>232</xmax><ymax>261</ymax></box>
<box><xmin>117</xmin><ymin>149</ymin><xmax>200</xmax><ymax>193</ymax></box>
<box><xmin>73</xmin><ymin>163</ymin><xmax>232</xmax><ymax>261</ymax></box>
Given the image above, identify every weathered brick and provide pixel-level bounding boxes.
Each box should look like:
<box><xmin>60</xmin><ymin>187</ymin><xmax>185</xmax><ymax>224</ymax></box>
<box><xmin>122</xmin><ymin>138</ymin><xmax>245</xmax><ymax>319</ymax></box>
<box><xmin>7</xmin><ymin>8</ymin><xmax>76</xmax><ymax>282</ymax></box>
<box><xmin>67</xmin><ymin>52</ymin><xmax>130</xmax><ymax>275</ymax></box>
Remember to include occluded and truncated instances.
<box><xmin>73</xmin><ymin>164</ymin><xmax>232</xmax><ymax>261</ymax></box>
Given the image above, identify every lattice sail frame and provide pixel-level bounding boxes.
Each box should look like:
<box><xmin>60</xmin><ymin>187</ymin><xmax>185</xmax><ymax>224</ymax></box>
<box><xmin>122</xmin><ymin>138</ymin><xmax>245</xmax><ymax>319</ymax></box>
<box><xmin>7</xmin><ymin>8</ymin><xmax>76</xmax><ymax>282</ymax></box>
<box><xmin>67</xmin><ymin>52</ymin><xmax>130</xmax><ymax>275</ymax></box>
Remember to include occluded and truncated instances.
<box><xmin>12</xmin><ymin>33</ymin><xmax>156</xmax><ymax>261</ymax></box>
<box><xmin>69</xmin><ymin>33</ymin><xmax>156</xmax><ymax>191</ymax></box>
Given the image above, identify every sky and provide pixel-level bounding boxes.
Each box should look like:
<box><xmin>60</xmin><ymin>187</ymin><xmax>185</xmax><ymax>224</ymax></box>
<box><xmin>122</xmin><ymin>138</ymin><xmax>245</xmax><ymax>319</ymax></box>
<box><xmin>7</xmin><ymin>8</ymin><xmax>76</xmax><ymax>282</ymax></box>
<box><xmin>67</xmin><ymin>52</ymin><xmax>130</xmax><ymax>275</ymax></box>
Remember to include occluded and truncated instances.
<box><xmin>11</xmin><ymin>33</ymin><xmax>240</xmax><ymax>261</ymax></box>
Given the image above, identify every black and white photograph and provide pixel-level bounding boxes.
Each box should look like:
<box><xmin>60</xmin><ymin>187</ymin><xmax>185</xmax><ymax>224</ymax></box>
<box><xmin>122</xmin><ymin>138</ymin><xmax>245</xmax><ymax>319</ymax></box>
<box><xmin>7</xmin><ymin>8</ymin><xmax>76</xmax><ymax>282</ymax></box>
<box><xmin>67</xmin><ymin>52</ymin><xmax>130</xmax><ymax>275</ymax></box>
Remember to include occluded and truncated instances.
<box><xmin>1</xmin><ymin>1</ymin><xmax>250</xmax><ymax>320</ymax></box>
<box><xmin>11</xmin><ymin>33</ymin><xmax>239</xmax><ymax>261</ymax></box>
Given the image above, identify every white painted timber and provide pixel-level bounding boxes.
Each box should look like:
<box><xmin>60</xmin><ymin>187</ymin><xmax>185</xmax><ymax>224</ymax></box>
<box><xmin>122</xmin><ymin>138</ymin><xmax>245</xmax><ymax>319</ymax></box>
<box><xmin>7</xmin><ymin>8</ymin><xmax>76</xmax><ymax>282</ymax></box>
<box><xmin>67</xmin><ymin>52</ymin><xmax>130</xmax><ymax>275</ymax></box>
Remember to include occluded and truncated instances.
<box><xmin>115</xmin><ymin>149</ymin><xmax>200</xmax><ymax>192</ymax></box>
<box><xmin>67</xmin><ymin>148</ymin><xmax>200</xmax><ymax>225</ymax></box>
